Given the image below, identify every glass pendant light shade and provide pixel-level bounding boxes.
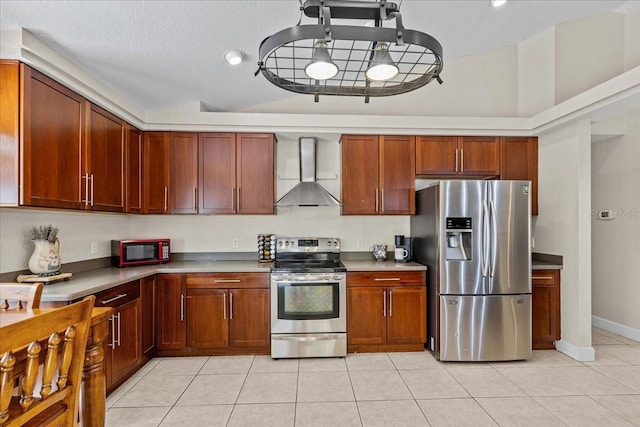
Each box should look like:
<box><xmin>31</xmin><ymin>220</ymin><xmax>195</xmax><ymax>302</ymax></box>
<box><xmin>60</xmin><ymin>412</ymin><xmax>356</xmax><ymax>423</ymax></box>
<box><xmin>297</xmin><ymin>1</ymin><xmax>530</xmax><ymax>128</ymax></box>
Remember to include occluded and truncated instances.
<box><xmin>305</xmin><ymin>41</ymin><xmax>338</xmax><ymax>80</ymax></box>
<box><xmin>365</xmin><ymin>43</ymin><xmax>399</xmax><ymax>81</ymax></box>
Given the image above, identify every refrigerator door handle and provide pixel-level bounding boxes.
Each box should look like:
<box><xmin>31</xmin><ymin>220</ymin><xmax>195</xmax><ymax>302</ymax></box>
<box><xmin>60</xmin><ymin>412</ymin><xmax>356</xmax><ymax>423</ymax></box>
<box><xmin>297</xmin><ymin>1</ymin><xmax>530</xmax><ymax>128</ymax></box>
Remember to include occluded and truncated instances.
<box><xmin>481</xmin><ymin>200</ymin><xmax>490</xmax><ymax>278</ymax></box>
<box><xmin>490</xmin><ymin>200</ymin><xmax>498</xmax><ymax>277</ymax></box>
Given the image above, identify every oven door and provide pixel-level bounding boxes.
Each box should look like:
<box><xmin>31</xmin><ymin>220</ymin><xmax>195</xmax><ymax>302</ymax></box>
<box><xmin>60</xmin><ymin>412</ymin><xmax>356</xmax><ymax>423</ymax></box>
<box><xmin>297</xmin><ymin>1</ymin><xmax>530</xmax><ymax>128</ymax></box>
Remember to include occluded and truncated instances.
<box><xmin>271</xmin><ymin>273</ymin><xmax>346</xmax><ymax>334</ymax></box>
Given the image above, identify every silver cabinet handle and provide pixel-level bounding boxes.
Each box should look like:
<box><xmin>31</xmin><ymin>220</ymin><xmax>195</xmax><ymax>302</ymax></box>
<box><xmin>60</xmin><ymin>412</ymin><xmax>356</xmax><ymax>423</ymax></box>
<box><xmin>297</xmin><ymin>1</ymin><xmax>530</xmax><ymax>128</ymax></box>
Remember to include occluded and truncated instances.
<box><xmin>229</xmin><ymin>292</ymin><xmax>234</xmax><ymax>320</ymax></box>
<box><xmin>231</xmin><ymin>187</ymin><xmax>235</xmax><ymax>212</ymax></box>
<box><xmin>164</xmin><ymin>187</ymin><xmax>169</xmax><ymax>212</ymax></box>
<box><xmin>381</xmin><ymin>188</ymin><xmax>384</xmax><ymax>213</ymax></box>
<box><xmin>90</xmin><ymin>174</ymin><xmax>94</xmax><ymax>206</ymax></box>
<box><xmin>116</xmin><ymin>312</ymin><xmax>121</xmax><ymax>347</ymax></box>
<box><xmin>455</xmin><ymin>148</ymin><xmax>459</xmax><ymax>172</ymax></box>
<box><xmin>460</xmin><ymin>148</ymin><xmax>464</xmax><ymax>172</ymax></box>
<box><xmin>180</xmin><ymin>293</ymin><xmax>185</xmax><ymax>321</ymax></box>
<box><xmin>223</xmin><ymin>292</ymin><xmax>227</xmax><ymax>320</ymax></box>
<box><xmin>237</xmin><ymin>188</ymin><xmax>241</xmax><ymax>212</ymax></box>
<box><xmin>382</xmin><ymin>290</ymin><xmax>386</xmax><ymax>317</ymax></box>
<box><xmin>272</xmin><ymin>334</ymin><xmax>343</xmax><ymax>342</ymax></box>
<box><xmin>389</xmin><ymin>290</ymin><xmax>393</xmax><ymax>317</ymax></box>
<box><xmin>82</xmin><ymin>174</ymin><xmax>89</xmax><ymax>205</ymax></box>
<box><xmin>100</xmin><ymin>293</ymin><xmax>127</xmax><ymax>305</ymax></box>
<box><xmin>193</xmin><ymin>187</ymin><xmax>197</xmax><ymax>211</ymax></box>
<box><xmin>374</xmin><ymin>278</ymin><xmax>400</xmax><ymax>281</ymax></box>
<box><xmin>375</xmin><ymin>188</ymin><xmax>379</xmax><ymax>212</ymax></box>
<box><xmin>108</xmin><ymin>315</ymin><xmax>115</xmax><ymax>348</ymax></box>
<box><xmin>533</xmin><ymin>276</ymin><xmax>555</xmax><ymax>280</ymax></box>
<box><xmin>214</xmin><ymin>279</ymin><xmax>241</xmax><ymax>283</ymax></box>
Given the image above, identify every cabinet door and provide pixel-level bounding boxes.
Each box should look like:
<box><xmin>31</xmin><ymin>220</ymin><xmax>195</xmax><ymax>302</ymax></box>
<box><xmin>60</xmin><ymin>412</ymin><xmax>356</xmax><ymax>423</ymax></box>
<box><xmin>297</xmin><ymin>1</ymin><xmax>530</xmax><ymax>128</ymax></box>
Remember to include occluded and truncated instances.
<box><xmin>141</xmin><ymin>275</ymin><xmax>156</xmax><ymax>357</ymax></box>
<box><xmin>386</xmin><ymin>287</ymin><xmax>426</xmax><ymax>345</ymax></box>
<box><xmin>21</xmin><ymin>65</ymin><xmax>85</xmax><ymax>209</ymax></box>
<box><xmin>156</xmin><ymin>274</ymin><xmax>186</xmax><ymax>350</ymax></box>
<box><xmin>170</xmin><ymin>132</ymin><xmax>198</xmax><ymax>214</ymax></box>
<box><xmin>347</xmin><ymin>287</ymin><xmax>386</xmax><ymax>345</ymax></box>
<box><xmin>532</xmin><ymin>270</ymin><xmax>560</xmax><ymax>349</ymax></box>
<box><xmin>500</xmin><ymin>137</ymin><xmax>538</xmax><ymax>215</ymax></box>
<box><xmin>87</xmin><ymin>104</ymin><xmax>125</xmax><ymax>212</ymax></box>
<box><xmin>236</xmin><ymin>133</ymin><xmax>275</xmax><ymax>214</ymax></box>
<box><xmin>143</xmin><ymin>132</ymin><xmax>170</xmax><ymax>214</ymax></box>
<box><xmin>458</xmin><ymin>136</ymin><xmax>500</xmax><ymax>176</ymax></box>
<box><xmin>0</xmin><ymin>60</ymin><xmax>19</xmax><ymax>206</ymax></box>
<box><xmin>380</xmin><ymin>135</ymin><xmax>415</xmax><ymax>214</ymax></box>
<box><xmin>415</xmin><ymin>136</ymin><xmax>458</xmax><ymax>176</ymax></box>
<box><xmin>126</xmin><ymin>125</ymin><xmax>144</xmax><ymax>213</ymax></box>
<box><xmin>198</xmin><ymin>133</ymin><xmax>236</xmax><ymax>214</ymax></box>
<box><xmin>186</xmin><ymin>289</ymin><xmax>228</xmax><ymax>348</ymax></box>
<box><xmin>111</xmin><ymin>298</ymin><xmax>141</xmax><ymax>385</ymax></box>
<box><xmin>341</xmin><ymin>135</ymin><xmax>380</xmax><ymax>215</ymax></box>
<box><xmin>229</xmin><ymin>289</ymin><xmax>270</xmax><ymax>348</ymax></box>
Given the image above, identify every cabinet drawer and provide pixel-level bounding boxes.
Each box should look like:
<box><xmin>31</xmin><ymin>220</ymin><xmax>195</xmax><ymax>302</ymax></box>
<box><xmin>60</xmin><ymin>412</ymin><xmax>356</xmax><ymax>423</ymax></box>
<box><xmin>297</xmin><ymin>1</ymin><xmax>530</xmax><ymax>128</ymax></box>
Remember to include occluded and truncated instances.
<box><xmin>186</xmin><ymin>273</ymin><xmax>269</xmax><ymax>289</ymax></box>
<box><xmin>532</xmin><ymin>270</ymin><xmax>559</xmax><ymax>286</ymax></box>
<box><xmin>94</xmin><ymin>280</ymin><xmax>140</xmax><ymax>308</ymax></box>
<box><xmin>347</xmin><ymin>271</ymin><xmax>425</xmax><ymax>287</ymax></box>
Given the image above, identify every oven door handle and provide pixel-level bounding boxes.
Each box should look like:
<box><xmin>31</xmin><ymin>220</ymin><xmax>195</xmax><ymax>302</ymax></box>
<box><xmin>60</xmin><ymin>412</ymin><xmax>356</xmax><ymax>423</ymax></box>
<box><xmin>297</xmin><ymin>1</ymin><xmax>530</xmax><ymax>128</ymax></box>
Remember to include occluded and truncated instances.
<box><xmin>271</xmin><ymin>335</ymin><xmax>344</xmax><ymax>342</ymax></box>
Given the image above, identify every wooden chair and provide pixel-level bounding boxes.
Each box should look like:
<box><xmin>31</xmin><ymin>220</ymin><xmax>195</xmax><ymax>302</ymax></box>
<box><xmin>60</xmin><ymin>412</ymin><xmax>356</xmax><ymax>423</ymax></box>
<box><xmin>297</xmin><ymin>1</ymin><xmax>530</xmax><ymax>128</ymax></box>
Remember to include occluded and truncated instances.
<box><xmin>0</xmin><ymin>295</ymin><xmax>95</xmax><ymax>426</ymax></box>
<box><xmin>0</xmin><ymin>283</ymin><xmax>43</xmax><ymax>310</ymax></box>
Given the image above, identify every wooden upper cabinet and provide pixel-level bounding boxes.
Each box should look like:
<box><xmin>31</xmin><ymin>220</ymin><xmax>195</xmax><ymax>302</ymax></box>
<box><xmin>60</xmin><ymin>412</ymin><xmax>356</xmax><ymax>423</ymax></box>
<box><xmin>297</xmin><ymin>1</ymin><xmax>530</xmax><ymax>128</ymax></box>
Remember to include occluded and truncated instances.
<box><xmin>416</xmin><ymin>136</ymin><xmax>500</xmax><ymax>177</ymax></box>
<box><xmin>86</xmin><ymin>103</ymin><xmax>125</xmax><ymax>212</ymax></box>
<box><xmin>21</xmin><ymin>64</ymin><xmax>86</xmax><ymax>209</ymax></box>
<box><xmin>0</xmin><ymin>61</ymin><xmax>20</xmax><ymax>206</ymax></box>
<box><xmin>379</xmin><ymin>135</ymin><xmax>415</xmax><ymax>214</ymax></box>
<box><xmin>169</xmin><ymin>132</ymin><xmax>198</xmax><ymax>214</ymax></box>
<box><xmin>500</xmin><ymin>137</ymin><xmax>538</xmax><ymax>215</ymax></box>
<box><xmin>341</xmin><ymin>135</ymin><xmax>379</xmax><ymax>215</ymax></box>
<box><xmin>341</xmin><ymin>135</ymin><xmax>414</xmax><ymax>215</ymax></box>
<box><xmin>415</xmin><ymin>136</ymin><xmax>458</xmax><ymax>176</ymax></box>
<box><xmin>126</xmin><ymin>125</ymin><xmax>143</xmax><ymax>213</ymax></box>
<box><xmin>199</xmin><ymin>133</ymin><xmax>236</xmax><ymax>214</ymax></box>
<box><xmin>143</xmin><ymin>132</ymin><xmax>170</xmax><ymax>214</ymax></box>
<box><xmin>236</xmin><ymin>133</ymin><xmax>275</xmax><ymax>214</ymax></box>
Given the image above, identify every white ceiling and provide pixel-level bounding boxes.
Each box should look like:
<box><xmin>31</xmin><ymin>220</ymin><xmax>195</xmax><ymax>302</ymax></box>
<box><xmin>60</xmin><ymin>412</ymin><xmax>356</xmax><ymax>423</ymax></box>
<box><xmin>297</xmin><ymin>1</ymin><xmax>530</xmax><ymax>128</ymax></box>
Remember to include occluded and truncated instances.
<box><xmin>0</xmin><ymin>0</ymin><xmax>633</xmax><ymax>114</ymax></box>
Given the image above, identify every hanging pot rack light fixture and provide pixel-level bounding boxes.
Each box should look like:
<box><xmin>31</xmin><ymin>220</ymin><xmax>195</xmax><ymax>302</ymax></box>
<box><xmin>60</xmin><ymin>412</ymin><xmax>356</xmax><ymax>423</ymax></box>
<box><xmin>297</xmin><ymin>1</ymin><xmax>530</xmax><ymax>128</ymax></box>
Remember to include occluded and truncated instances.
<box><xmin>256</xmin><ymin>0</ymin><xmax>444</xmax><ymax>103</ymax></box>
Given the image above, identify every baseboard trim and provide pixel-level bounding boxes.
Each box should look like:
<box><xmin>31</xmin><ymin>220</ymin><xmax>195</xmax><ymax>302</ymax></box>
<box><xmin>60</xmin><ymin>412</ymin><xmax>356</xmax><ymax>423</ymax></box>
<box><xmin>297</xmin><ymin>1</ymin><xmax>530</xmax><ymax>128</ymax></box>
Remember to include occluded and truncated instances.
<box><xmin>592</xmin><ymin>316</ymin><xmax>640</xmax><ymax>342</ymax></box>
<box><xmin>555</xmin><ymin>339</ymin><xmax>595</xmax><ymax>362</ymax></box>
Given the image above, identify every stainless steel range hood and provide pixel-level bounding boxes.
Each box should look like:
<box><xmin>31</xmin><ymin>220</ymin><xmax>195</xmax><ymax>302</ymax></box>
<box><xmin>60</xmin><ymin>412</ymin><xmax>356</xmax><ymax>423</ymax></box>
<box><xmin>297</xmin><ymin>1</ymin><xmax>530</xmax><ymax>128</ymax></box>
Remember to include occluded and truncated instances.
<box><xmin>276</xmin><ymin>137</ymin><xmax>341</xmax><ymax>207</ymax></box>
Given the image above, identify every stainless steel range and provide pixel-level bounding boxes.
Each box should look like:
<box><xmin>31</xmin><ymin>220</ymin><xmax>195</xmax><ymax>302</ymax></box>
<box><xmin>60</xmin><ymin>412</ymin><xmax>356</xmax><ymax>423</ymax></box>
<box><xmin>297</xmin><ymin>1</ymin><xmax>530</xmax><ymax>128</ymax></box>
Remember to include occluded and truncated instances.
<box><xmin>270</xmin><ymin>237</ymin><xmax>347</xmax><ymax>359</ymax></box>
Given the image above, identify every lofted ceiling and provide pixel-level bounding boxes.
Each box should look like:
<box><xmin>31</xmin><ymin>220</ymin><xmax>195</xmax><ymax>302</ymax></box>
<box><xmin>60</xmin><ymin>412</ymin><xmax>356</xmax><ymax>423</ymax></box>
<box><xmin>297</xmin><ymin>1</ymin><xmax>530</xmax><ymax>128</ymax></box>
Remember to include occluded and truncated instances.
<box><xmin>0</xmin><ymin>0</ymin><xmax>633</xmax><ymax>116</ymax></box>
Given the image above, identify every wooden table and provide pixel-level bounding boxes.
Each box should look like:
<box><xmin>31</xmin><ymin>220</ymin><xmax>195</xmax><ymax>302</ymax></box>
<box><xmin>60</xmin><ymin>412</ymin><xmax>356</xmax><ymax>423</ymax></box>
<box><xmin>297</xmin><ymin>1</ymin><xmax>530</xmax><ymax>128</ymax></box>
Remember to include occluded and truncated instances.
<box><xmin>0</xmin><ymin>306</ymin><xmax>113</xmax><ymax>427</ymax></box>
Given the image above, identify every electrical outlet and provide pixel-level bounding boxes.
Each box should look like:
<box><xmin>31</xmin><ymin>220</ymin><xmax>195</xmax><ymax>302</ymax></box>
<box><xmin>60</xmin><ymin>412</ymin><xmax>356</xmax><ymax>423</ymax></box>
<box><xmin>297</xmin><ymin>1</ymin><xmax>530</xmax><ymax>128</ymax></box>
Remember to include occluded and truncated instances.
<box><xmin>232</xmin><ymin>238</ymin><xmax>239</xmax><ymax>248</ymax></box>
<box><xmin>531</xmin><ymin>237</ymin><xmax>535</xmax><ymax>248</ymax></box>
<box><xmin>357</xmin><ymin>238</ymin><xmax>364</xmax><ymax>248</ymax></box>
<box><xmin>90</xmin><ymin>242</ymin><xmax>98</xmax><ymax>254</ymax></box>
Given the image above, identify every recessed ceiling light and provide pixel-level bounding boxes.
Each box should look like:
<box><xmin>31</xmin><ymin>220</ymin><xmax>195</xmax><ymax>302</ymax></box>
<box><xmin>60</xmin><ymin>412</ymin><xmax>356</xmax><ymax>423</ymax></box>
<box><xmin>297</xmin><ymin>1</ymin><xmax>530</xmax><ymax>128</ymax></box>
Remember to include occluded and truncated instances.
<box><xmin>491</xmin><ymin>0</ymin><xmax>508</xmax><ymax>7</ymax></box>
<box><xmin>224</xmin><ymin>50</ymin><xmax>245</xmax><ymax>65</ymax></box>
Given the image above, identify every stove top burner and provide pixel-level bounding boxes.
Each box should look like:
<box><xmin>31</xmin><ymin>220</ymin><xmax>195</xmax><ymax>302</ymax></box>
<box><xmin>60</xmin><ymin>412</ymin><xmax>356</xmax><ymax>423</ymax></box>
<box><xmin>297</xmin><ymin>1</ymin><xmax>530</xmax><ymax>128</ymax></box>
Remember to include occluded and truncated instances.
<box><xmin>272</xmin><ymin>259</ymin><xmax>346</xmax><ymax>274</ymax></box>
<box><xmin>272</xmin><ymin>237</ymin><xmax>345</xmax><ymax>273</ymax></box>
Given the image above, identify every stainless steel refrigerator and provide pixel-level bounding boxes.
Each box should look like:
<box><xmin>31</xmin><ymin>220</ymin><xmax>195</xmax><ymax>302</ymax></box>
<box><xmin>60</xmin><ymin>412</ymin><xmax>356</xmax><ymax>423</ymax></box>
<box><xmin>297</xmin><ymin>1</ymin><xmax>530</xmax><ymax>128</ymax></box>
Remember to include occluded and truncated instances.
<box><xmin>411</xmin><ymin>180</ymin><xmax>532</xmax><ymax>361</ymax></box>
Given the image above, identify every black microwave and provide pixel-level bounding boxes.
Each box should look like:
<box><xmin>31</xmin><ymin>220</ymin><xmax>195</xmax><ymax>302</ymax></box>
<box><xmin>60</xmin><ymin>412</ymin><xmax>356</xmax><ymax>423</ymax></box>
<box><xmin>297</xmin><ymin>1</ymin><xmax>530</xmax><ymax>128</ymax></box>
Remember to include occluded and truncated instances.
<box><xmin>111</xmin><ymin>239</ymin><xmax>170</xmax><ymax>267</ymax></box>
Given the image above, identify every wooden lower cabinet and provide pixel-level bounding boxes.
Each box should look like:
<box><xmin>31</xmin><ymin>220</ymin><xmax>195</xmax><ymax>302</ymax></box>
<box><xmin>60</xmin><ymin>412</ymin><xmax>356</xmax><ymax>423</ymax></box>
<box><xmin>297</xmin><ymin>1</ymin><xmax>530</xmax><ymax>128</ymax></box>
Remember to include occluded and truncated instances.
<box><xmin>157</xmin><ymin>273</ymin><xmax>270</xmax><ymax>355</ymax></box>
<box><xmin>93</xmin><ymin>280</ymin><xmax>141</xmax><ymax>391</ymax></box>
<box><xmin>532</xmin><ymin>269</ymin><xmax>561</xmax><ymax>349</ymax></box>
<box><xmin>347</xmin><ymin>271</ymin><xmax>426</xmax><ymax>352</ymax></box>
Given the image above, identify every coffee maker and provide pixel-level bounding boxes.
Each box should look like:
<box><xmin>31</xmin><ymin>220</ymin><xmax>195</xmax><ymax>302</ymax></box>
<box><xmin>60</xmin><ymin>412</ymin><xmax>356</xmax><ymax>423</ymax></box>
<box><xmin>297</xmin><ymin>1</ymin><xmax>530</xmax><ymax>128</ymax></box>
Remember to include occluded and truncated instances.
<box><xmin>394</xmin><ymin>235</ymin><xmax>412</xmax><ymax>263</ymax></box>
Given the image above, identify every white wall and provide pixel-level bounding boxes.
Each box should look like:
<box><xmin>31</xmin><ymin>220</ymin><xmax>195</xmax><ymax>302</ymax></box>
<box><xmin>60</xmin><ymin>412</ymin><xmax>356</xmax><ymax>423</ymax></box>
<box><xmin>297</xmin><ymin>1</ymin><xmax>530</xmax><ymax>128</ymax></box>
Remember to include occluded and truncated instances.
<box><xmin>0</xmin><ymin>208</ymin><xmax>130</xmax><ymax>273</ymax></box>
<box><xmin>591</xmin><ymin>109</ymin><xmax>640</xmax><ymax>336</ymax></box>
<box><xmin>518</xmin><ymin>28</ymin><xmax>555</xmax><ymax>117</ymax></box>
<box><xmin>535</xmin><ymin>121</ymin><xmax>594</xmax><ymax>360</ymax></box>
<box><xmin>555</xmin><ymin>13</ymin><xmax>625</xmax><ymax>104</ymax></box>
<box><xmin>625</xmin><ymin>5</ymin><xmax>640</xmax><ymax>70</ymax></box>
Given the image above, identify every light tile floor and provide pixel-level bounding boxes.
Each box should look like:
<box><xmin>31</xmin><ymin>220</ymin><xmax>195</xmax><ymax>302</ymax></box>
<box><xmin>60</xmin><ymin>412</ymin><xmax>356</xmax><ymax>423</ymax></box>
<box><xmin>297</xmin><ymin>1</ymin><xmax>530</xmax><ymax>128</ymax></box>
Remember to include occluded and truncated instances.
<box><xmin>106</xmin><ymin>328</ymin><xmax>639</xmax><ymax>426</ymax></box>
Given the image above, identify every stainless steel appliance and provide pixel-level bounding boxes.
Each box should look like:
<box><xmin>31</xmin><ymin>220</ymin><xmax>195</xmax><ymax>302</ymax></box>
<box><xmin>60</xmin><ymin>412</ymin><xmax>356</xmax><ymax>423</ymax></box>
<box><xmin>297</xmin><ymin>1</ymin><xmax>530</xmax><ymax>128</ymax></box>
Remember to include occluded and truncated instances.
<box><xmin>270</xmin><ymin>237</ymin><xmax>347</xmax><ymax>358</ymax></box>
<box><xmin>111</xmin><ymin>239</ymin><xmax>170</xmax><ymax>267</ymax></box>
<box><xmin>411</xmin><ymin>180</ymin><xmax>532</xmax><ymax>361</ymax></box>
